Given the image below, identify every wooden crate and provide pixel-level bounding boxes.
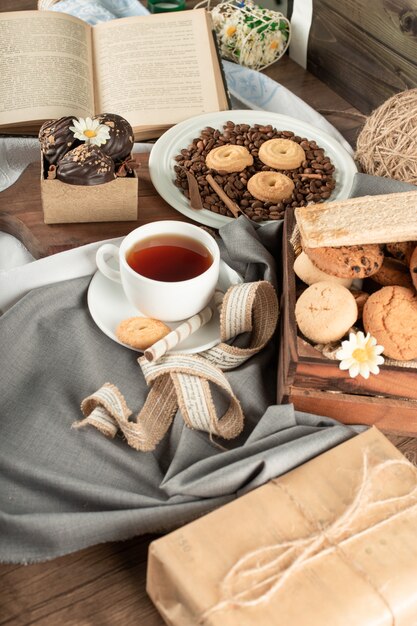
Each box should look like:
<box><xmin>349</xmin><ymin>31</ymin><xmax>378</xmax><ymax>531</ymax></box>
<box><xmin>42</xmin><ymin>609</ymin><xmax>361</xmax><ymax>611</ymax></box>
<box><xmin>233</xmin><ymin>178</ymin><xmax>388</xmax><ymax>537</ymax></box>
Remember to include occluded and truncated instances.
<box><xmin>277</xmin><ymin>208</ymin><xmax>417</xmax><ymax>436</ymax></box>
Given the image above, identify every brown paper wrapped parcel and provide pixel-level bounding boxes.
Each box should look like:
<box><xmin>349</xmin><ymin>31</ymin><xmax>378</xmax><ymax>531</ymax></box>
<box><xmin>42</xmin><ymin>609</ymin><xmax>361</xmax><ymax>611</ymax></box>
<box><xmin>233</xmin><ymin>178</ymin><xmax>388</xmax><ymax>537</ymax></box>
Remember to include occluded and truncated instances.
<box><xmin>147</xmin><ymin>428</ymin><xmax>417</xmax><ymax>625</ymax></box>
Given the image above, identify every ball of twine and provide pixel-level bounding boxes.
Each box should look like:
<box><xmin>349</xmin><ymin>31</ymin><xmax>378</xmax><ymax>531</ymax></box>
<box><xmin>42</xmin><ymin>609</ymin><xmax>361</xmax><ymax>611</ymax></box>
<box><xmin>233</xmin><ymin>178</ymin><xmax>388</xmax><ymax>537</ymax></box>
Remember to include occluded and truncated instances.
<box><xmin>355</xmin><ymin>88</ymin><xmax>417</xmax><ymax>185</ymax></box>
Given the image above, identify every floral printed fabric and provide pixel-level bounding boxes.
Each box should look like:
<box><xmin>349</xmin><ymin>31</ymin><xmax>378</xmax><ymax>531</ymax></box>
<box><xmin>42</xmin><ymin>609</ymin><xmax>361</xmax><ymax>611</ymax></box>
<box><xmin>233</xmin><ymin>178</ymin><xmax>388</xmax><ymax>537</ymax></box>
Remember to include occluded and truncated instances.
<box><xmin>211</xmin><ymin>0</ymin><xmax>290</xmax><ymax>71</ymax></box>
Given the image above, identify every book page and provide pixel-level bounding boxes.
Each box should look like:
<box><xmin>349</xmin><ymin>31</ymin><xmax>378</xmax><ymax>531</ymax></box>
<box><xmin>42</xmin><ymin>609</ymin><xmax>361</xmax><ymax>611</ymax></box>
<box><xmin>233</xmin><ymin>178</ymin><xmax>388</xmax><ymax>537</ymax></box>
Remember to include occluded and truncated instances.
<box><xmin>93</xmin><ymin>10</ymin><xmax>226</xmax><ymax>129</ymax></box>
<box><xmin>0</xmin><ymin>11</ymin><xmax>94</xmax><ymax>127</ymax></box>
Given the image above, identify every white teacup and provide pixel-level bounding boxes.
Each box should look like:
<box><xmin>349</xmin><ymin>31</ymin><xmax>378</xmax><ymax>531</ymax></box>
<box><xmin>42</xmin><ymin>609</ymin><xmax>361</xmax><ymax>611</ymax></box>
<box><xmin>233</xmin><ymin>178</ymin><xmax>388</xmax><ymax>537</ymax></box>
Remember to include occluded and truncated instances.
<box><xmin>96</xmin><ymin>221</ymin><xmax>220</xmax><ymax>322</ymax></box>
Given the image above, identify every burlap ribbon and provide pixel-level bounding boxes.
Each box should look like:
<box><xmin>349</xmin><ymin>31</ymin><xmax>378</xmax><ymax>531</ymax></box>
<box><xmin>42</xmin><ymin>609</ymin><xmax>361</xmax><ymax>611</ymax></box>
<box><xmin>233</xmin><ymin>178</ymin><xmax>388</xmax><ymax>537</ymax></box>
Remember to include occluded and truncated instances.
<box><xmin>74</xmin><ymin>280</ymin><xmax>278</xmax><ymax>451</ymax></box>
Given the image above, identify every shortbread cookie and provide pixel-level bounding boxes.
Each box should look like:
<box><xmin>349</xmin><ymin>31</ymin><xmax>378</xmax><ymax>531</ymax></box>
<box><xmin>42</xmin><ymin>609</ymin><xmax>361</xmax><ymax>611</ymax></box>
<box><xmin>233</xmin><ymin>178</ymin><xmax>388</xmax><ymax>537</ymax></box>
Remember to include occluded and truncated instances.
<box><xmin>386</xmin><ymin>241</ymin><xmax>415</xmax><ymax>265</ymax></box>
<box><xmin>294</xmin><ymin>251</ymin><xmax>352</xmax><ymax>287</ymax></box>
<box><xmin>205</xmin><ymin>144</ymin><xmax>253</xmax><ymax>173</ymax></box>
<box><xmin>295</xmin><ymin>281</ymin><xmax>358</xmax><ymax>344</ymax></box>
<box><xmin>363</xmin><ymin>286</ymin><xmax>417</xmax><ymax>360</ymax></box>
<box><xmin>303</xmin><ymin>244</ymin><xmax>384</xmax><ymax>279</ymax></box>
<box><xmin>409</xmin><ymin>245</ymin><xmax>417</xmax><ymax>291</ymax></box>
<box><xmin>247</xmin><ymin>171</ymin><xmax>294</xmax><ymax>203</ymax></box>
<box><xmin>116</xmin><ymin>317</ymin><xmax>170</xmax><ymax>350</ymax></box>
<box><xmin>259</xmin><ymin>138</ymin><xmax>305</xmax><ymax>170</ymax></box>
<box><xmin>371</xmin><ymin>257</ymin><xmax>413</xmax><ymax>288</ymax></box>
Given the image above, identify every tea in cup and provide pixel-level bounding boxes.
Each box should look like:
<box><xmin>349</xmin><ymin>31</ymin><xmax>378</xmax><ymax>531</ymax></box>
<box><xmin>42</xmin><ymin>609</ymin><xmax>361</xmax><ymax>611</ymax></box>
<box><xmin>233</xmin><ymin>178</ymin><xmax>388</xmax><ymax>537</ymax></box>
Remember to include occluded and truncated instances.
<box><xmin>96</xmin><ymin>221</ymin><xmax>220</xmax><ymax>321</ymax></box>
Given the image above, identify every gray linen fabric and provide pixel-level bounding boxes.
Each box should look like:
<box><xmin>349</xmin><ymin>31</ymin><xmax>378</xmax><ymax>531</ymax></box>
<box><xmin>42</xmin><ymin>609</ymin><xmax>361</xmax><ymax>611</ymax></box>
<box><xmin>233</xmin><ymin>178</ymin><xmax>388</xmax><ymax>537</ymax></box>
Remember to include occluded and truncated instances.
<box><xmin>2</xmin><ymin>172</ymin><xmax>414</xmax><ymax>564</ymax></box>
<box><xmin>0</xmin><ymin>219</ymin><xmax>359</xmax><ymax>564</ymax></box>
<box><xmin>349</xmin><ymin>172</ymin><xmax>417</xmax><ymax>196</ymax></box>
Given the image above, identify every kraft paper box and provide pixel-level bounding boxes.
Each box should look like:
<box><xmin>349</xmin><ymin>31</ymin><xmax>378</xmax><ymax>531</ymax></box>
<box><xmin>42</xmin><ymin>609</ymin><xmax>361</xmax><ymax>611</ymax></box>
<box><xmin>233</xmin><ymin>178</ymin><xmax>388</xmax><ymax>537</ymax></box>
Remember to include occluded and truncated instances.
<box><xmin>147</xmin><ymin>428</ymin><xmax>417</xmax><ymax>625</ymax></box>
<box><xmin>41</xmin><ymin>156</ymin><xmax>138</xmax><ymax>224</ymax></box>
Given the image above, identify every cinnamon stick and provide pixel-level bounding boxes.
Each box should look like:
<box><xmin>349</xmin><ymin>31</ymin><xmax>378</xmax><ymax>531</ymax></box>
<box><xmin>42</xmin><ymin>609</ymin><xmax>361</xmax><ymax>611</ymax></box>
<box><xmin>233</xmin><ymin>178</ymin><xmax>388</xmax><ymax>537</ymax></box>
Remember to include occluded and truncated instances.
<box><xmin>206</xmin><ymin>174</ymin><xmax>243</xmax><ymax>219</ymax></box>
<box><xmin>179</xmin><ymin>166</ymin><xmax>203</xmax><ymax>211</ymax></box>
<box><xmin>295</xmin><ymin>173</ymin><xmax>323</xmax><ymax>180</ymax></box>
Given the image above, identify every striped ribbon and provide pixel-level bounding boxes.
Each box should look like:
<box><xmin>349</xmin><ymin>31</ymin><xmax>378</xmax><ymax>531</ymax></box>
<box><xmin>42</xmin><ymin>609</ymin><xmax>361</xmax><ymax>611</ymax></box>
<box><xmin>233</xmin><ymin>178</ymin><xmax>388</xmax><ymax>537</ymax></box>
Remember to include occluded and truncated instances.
<box><xmin>74</xmin><ymin>280</ymin><xmax>279</xmax><ymax>451</ymax></box>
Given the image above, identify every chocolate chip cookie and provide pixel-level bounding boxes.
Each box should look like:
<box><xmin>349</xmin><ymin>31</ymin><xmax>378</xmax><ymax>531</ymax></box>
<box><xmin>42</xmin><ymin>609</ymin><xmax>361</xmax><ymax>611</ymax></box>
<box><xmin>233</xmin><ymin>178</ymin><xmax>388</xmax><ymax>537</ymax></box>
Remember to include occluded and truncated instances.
<box><xmin>371</xmin><ymin>257</ymin><xmax>413</xmax><ymax>289</ymax></box>
<box><xmin>304</xmin><ymin>244</ymin><xmax>384</xmax><ymax>279</ymax></box>
<box><xmin>386</xmin><ymin>241</ymin><xmax>416</xmax><ymax>265</ymax></box>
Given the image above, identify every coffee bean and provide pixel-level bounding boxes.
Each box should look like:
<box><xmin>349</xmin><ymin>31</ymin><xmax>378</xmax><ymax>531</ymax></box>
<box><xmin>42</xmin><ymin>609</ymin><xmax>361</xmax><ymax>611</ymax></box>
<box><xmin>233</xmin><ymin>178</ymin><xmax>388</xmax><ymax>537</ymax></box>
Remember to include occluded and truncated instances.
<box><xmin>224</xmin><ymin>184</ymin><xmax>236</xmax><ymax>199</ymax></box>
<box><xmin>173</xmin><ymin>123</ymin><xmax>336</xmax><ymax>221</ymax></box>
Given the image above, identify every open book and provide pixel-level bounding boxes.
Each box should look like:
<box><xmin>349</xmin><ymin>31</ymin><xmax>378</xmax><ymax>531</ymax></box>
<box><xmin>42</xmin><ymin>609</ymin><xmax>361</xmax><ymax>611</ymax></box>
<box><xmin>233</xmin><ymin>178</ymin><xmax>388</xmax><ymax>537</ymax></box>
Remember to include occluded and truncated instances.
<box><xmin>0</xmin><ymin>9</ymin><xmax>229</xmax><ymax>141</ymax></box>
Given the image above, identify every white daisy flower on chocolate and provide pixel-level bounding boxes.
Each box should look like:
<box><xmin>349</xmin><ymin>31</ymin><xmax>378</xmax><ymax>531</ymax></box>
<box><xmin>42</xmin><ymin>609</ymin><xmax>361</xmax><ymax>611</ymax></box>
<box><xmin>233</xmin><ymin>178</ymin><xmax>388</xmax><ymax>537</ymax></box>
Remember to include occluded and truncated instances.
<box><xmin>336</xmin><ymin>331</ymin><xmax>384</xmax><ymax>379</ymax></box>
<box><xmin>69</xmin><ymin>117</ymin><xmax>110</xmax><ymax>147</ymax></box>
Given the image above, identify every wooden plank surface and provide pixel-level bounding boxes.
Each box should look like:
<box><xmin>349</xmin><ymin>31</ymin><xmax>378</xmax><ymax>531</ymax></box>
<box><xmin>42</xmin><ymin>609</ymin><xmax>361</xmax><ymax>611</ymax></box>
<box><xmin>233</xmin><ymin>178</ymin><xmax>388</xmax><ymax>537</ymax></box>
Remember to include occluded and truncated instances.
<box><xmin>0</xmin><ymin>154</ymin><xmax>188</xmax><ymax>259</ymax></box>
<box><xmin>0</xmin><ymin>534</ymin><xmax>164</xmax><ymax>626</ymax></box>
<box><xmin>294</xmin><ymin>360</ymin><xmax>417</xmax><ymax>403</ymax></box>
<box><xmin>308</xmin><ymin>0</ymin><xmax>417</xmax><ymax>114</ymax></box>
<box><xmin>290</xmin><ymin>388</ymin><xmax>417</xmax><ymax>437</ymax></box>
<box><xmin>1</xmin><ymin>2</ymin><xmax>416</xmax><ymax>626</ymax></box>
<box><xmin>318</xmin><ymin>0</ymin><xmax>417</xmax><ymax>65</ymax></box>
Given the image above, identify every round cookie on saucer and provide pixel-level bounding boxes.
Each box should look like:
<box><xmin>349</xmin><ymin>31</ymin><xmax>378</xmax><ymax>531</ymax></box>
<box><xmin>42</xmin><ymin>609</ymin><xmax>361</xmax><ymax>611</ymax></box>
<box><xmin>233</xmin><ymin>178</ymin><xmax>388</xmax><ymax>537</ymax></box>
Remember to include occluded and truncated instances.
<box><xmin>116</xmin><ymin>317</ymin><xmax>170</xmax><ymax>350</ymax></box>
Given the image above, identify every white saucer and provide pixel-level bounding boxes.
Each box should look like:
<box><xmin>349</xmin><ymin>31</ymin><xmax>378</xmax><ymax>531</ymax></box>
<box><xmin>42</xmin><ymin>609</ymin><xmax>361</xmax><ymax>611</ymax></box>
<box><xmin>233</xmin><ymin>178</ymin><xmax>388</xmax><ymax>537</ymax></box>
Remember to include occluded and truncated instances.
<box><xmin>148</xmin><ymin>110</ymin><xmax>357</xmax><ymax>229</ymax></box>
<box><xmin>87</xmin><ymin>260</ymin><xmax>243</xmax><ymax>353</ymax></box>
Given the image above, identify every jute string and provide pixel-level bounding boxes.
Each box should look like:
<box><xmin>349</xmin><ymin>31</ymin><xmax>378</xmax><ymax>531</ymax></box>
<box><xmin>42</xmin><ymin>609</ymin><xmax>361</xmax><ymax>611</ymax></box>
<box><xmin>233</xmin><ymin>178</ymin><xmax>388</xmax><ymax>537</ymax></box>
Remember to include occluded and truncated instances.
<box><xmin>199</xmin><ymin>454</ymin><xmax>417</xmax><ymax>624</ymax></box>
<box><xmin>74</xmin><ymin>280</ymin><xmax>278</xmax><ymax>451</ymax></box>
<box><xmin>355</xmin><ymin>88</ymin><xmax>417</xmax><ymax>185</ymax></box>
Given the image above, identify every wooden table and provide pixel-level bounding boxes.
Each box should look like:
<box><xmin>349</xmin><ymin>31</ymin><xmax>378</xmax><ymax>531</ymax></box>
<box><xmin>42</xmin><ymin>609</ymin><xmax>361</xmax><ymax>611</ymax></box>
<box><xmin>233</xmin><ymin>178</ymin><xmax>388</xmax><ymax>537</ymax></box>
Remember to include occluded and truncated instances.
<box><xmin>1</xmin><ymin>2</ymin><xmax>416</xmax><ymax>624</ymax></box>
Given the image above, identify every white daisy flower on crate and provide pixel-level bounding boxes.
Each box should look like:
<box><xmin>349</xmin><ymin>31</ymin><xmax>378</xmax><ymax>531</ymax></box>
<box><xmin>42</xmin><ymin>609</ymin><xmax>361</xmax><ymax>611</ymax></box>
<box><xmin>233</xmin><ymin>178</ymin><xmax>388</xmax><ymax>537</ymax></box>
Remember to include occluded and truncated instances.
<box><xmin>336</xmin><ymin>331</ymin><xmax>384</xmax><ymax>380</ymax></box>
<box><xmin>69</xmin><ymin>117</ymin><xmax>110</xmax><ymax>146</ymax></box>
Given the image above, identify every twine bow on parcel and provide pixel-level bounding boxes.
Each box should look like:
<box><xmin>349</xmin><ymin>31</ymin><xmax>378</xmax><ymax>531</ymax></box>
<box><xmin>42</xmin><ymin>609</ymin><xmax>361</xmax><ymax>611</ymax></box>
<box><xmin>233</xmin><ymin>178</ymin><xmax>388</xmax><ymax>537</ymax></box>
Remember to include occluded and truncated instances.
<box><xmin>74</xmin><ymin>280</ymin><xmax>279</xmax><ymax>451</ymax></box>
<box><xmin>199</xmin><ymin>455</ymin><xmax>417</xmax><ymax>625</ymax></box>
